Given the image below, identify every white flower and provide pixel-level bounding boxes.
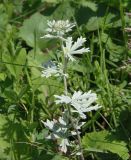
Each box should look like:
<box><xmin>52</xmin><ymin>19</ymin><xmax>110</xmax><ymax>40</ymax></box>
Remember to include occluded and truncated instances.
<box><xmin>41</xmin><ymin>62</ymin><xmax>67</xmax><ymax>78</ymax></box>
<box><xmin>42</xmin><ymin>119</ymin><xmax>54</xmax><ymax>130</ymax></box>
<box><xmin>54</xmin><ymin>91</ymin><xmax>102</xmax><ymax>119</ymax></box>
<box><xmin>42</xmin><ymin>110</ymin><xmax>87</xmax><ymax>153</ymax></box>
<box><xmin>41</xmin><ymin>117</ymin><xmax>68</xmax><ymax>140</ymax></box>
<box><xmin>42</xmin><ymin>110</ymin><xmax>69</xmax><ymax>136</ymax></box>
<box><xmin>41</xmin><ymin>20</ymin><xmax>75</xmax><ymax>39</ymax></box>
<box><xmin>54</xmin><ymin>95</ymin><xmax>71</xmax><ymax>104</ymax></box>
<box><xmin>62</xmin><ymin>37</ymin><xmax>90</xmax><ymax>61</ymax></box>
<box><xmin>41</xmin><ymin>34</ymin><xmax>66</xmax><ymax>41</ymax></box>
<box><xmin>41</xmin><ymin>110</ymin><xmax>71</xmax><ymax>153</ymax></box>
<box><xmin>59</xmin><ymin>138</ymin><xmax>70</xmax><ymax>153</ymax></box>
<box><xmin>41</xmin><ymin>65</ymin><xmax>58</xmax><ymax>78</ymax></box>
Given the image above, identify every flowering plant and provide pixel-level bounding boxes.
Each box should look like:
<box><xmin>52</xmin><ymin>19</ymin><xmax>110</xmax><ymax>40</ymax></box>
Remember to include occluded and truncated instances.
<box><xmin>41</xmin><ymin>20</ymin><xmax>102</xmax><ymax>159</ymax></box>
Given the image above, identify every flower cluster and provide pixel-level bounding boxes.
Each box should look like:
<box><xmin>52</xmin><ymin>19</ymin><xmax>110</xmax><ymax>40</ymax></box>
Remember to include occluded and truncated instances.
<box><xmin>41</xmin><ymin>62</ymin><xmax>67</xmax><ymax>78</ymax></box>
<box><xmin>62</xmin><ymin>37</ymin><xmax>90</xmax><ymax>61</ymax></box>
<box><xmin>55</xmin><ymin>91</ymin><xmax>101</xmax><ymax>119</ymax></box>
<box><xmin>42</xmin><ymin>110</ymin><xmax>85</xmax><ymax>153</ymax></box>
<box><xmin>41</xmin><ymin>20</ymin><xmax>102</xmax><ymax>155</ymax></box>
<box><xmin>41</xmin><ymin>20</ymin><xmax>75</xmax><ymax>40</ymax></box>
<box><xmin>41</xmin><ymin>20</ymin><xmax>90</xmax><ymax>77</ymax></box>
<box><xmin>41</xmin><ymin>110</ymin><xmax>70</xmax><ymax>153</ymax></box>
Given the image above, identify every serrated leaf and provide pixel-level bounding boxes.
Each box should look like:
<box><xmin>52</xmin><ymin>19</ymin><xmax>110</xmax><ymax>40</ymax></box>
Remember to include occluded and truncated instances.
<box><xmin>86</xmin><ymin>16</ymin><xmax>103</xmax><ymax>31</ymax></box>
<box><xmin>80</xmin><ymin>1</ymin><xmax>98</xmax><ymax>12</ymax></box>
<box><xmin>82</xmin><ymin>131</ymin><xmax>129</xmax><ymax>160</ymax></box>
<box><xmin>3</xmin><ymin>48</ymin><xmax>27</xmax><ymax>78</ymax></box>
<box><xmin>51</xmin><ymin>2</ymin><xmax>75</xmax><ymax>20</ymax></box>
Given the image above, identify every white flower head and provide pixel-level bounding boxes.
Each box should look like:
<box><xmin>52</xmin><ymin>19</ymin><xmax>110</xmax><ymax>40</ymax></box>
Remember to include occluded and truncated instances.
<box><xmin>62</xmin><ymin>37</ymin><xmax>90</xmax><ymax>61</ymax></box>
<box><xmin>41</xmin><ymin>110</ymin><xmax>71</xmax><ymax>153</ymax></box>
<box><xmin>54</xmin><ymin>90</ymin><xmax>102</xmax><ymax>119</ymax></box>
<box><xmin>41</xmin><ymin>20</ymin><xmax>75</xmax><ymax>40</ymax></box>
<box><xmin>41</xmin><ymin>62</ymin><xmax>68</xmax><ymax>78</ymax></box>
<box><xmin>41</xmin><ymin>116</ymin><xmax>68</xmax><ymax>140</ymax></box>
<box><xmin>41</xmin><ymin>65</ymin><xmax>59</xmax><ymax>78</ymax></box>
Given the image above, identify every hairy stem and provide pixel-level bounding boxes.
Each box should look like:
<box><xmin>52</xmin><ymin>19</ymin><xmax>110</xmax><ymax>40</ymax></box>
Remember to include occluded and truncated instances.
<box><xmin>63</xmin><ymin>55</ymin><xmax>85</xmax><ymax>160</ymax></box>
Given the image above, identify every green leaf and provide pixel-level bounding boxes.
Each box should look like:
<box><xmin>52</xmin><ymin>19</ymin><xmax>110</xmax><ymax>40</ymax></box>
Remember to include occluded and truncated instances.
<box><xmin>82</xmin><ymin>130</ymin><xmax>129</xmax><ymax>160</ymax></box>
<box><xmin>3</xmin><ymin>48</ymin><xmax>27</xmax><ymax>78</ymax></box>
<box><xmin>0</xmin><ymin>115</ymin><xmax>10</xmax><ymax>159</ymax></box>
<box><xmin>101</xmin><ymin>32</ymin><xmax>125</xmax><ymax>62</ymax></box>
<box><xmin>86</xmin><ymin>16</ymin><xmax>103</xmax><ymax>31</ymax></box>
<box><xmin>51</xmin><ymin>1</ymin><xmax>75</xmax><ymax>20</ymax></box>
<box><xmin>19</xmin><ymin>13</ymin><xmax>48</xmax><ymax>49</ymax></box>
<box><xmin>41</xmin><ymin>0</ymin><xmax>60</xmax><ymax>3</ymax></box>
<box><xmin>80</xmin><ymin>1</ymin><xmax>98</xmax><ymax>12</ymax></box>
<box><xmin>0</xmin><ymin>73</ymin><xmax>6</xmax><ymax>81</ymax></box>
<box><xmin>107</xmin><ymin>42</ymin><xmax>125</xmax><ymax>62</ymax></box>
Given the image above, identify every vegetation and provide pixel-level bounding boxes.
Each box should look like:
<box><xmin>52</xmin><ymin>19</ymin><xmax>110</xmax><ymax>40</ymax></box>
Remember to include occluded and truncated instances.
<box><xmin>0</xmin><ymin>0</ymin><xmax>131</xmax><ymax>159</ymax></box>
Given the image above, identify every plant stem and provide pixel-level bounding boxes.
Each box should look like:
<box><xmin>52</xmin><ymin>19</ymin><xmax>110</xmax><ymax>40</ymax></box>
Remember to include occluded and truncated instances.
<box><xmin>63</xmin><ymin>56</ymin><xmax>68</xmax><ymax>95</ymax></box>
<box><xmin>68</xmin><ymin>106</ymin><xmax>85</xmax><ymax>160</ymax></box>
<box><xmin>63</xmin><ymin>55</ymin><xmax>85</xmax><ymax>160</ymax></box>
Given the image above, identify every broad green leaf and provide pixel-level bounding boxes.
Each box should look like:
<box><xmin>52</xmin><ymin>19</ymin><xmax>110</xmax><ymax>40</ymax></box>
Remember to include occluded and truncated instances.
<box><xmin>82</xmin><ymin>130</ymin><xmax>129</xmax><ymax>160</ymax></box>
<box><xmin>19</xmin><ymin>13</ymin><xmax>48</xmax><ymax>49</ymax></box>
<box><xmin>85</xmin><ymin>14</ymin><xmax>121</xmax><ymax>31</ymax></box>
<box><xmin>51</xmin><ymin>1</ymin><xmax>75</xmax><ymax>20</ymax></box>
<box><xmin>80</xmin><ymin>1</ymin><xmax>98</xmax><ymax>12</ymax></box>
<box><xmin>86</xmin><ymin>16</ymin><xmax>103</xmax><ymax>31</ymax></box>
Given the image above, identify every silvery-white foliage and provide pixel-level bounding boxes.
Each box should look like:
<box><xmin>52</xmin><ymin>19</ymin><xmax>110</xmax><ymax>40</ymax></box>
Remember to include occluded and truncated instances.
<box><xmin>55</xmin><ymin>95</ymin><xmax>72</xmax><ymax>104</ymax></box>
<box><xmin>41</xmin><ymin>62</ymin><xmax>68</xmax><ymax>78</ymax></box>
<box><xmin>54</xmin><ymin>91</ymin><xmax>102</xmax><ymax>119</ymax></box>
<box><xmin>42</xmin><ymin>110</ymin><xmax>71</xmax><ymax>153</ymax></box>
<box><xmin>41</xmin><ymin>34</ymin><xmax>66</xmax><ymax>41</ymax></box>
<box><xmin>42</xmin><ymin>111</ymin><xmax>69</xmax><ymax>138</ymax></box>
<box><xmin>42</xmin><ymin>110</ymin><xmax>85</xmax><ymax>153</ymax></box>
<box><xmin>62</xmin><ymin>37</ymin><xmax>90</xmax><ymax>61</ymax></box>
<box><xmin>41</xmin><ymin>65</ymin><xmax>59</xmax><ymax>78</ymax></box>
<box><xmin>41</xmin><ymin>20</ymin><xmax>75</xmax><ymax>40</ymax></box>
